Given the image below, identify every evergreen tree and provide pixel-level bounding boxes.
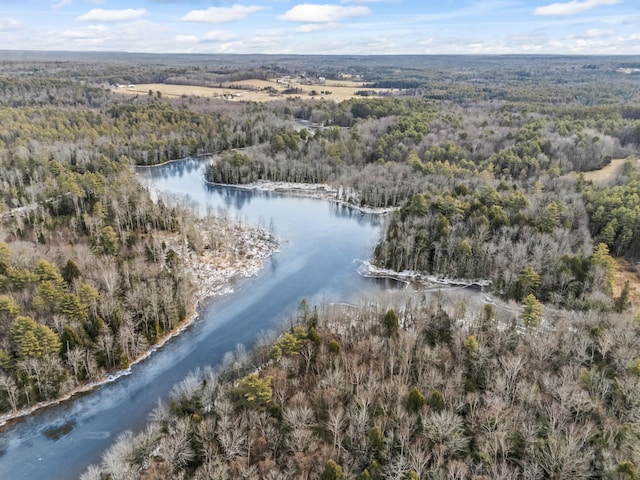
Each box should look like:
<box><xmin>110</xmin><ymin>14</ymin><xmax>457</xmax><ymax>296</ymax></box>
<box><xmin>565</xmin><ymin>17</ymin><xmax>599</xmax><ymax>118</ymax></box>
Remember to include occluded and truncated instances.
<box><xmin>320</xmin><ymin>460</ymin><xmax>346</xmax><ymax>480</ymax></box>
<box><xmin>521</xmin><ymin>294</ymin><xmax>543</xmax><ymax>328</ymax></box>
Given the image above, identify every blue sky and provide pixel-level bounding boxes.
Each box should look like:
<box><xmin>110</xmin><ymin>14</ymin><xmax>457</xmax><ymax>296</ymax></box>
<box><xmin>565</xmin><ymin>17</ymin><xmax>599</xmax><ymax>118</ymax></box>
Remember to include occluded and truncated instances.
<box><xmin>0</xmin><ymin>0</ymin><xmax>638</xmax><ymax>54</ymax></box>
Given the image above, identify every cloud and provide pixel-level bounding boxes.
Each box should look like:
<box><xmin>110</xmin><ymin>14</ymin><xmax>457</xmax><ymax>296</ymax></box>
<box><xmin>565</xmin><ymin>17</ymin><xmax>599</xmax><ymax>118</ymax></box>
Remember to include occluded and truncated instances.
<box><xmin>623</xmin><ymin>15</ymin><xmax>640</xmax><ymax>24</ymax></box>
<box><xmin>296</xmin><ymin>22</ymin><xmax>339</xmax><ymax>32</ymax></box>
<box><xmin>534</xmin><ymin>0</ymin><xmax>622</xmax><ymax>16</ymax></box>
<box><xmin>340</xmin><ymin>0</ymin><xmax>395</xmax><ymax>3</ymax></box>
<box><xmin>280</xmin><ymin>4</ymin><xmax>370</xmax><ymax>23</ymax></box>
<box><xmin>507</xmin><ymin>32</ymin><xmax>550</xmax><ymax>45</ymax></box>
<box><xmin>77</xmin><ymin>8</ymin><xmax>146</xmax><ymax>22</ymax></box>
<box><xmin>175</xmin><ymin>35</ymin><xmax>197</xmax><ymax>43</ymax></box>
<box><xmin>52</xmin><ymin>0</ymin><xmax>72</xmax><ymax>10</ymax></box>
<box><xmin>0</xmin><ymin>17</ymin><xmax>21</xmax><ymax>32</ymax></box>
<box><xmin>202</xmin><ymin>30</ymin><xmax>238</xmax><ymax>41</ymax></box>
<box><xmin>181</xmin><ymin>4</ymin><xmax>264</xmax><ymax>23</ymax></box>
<box><xmin>584</xmin><ymin>28</ymin><xmax>616</xmax><ymax>37</ymax></box>
<box><xmin>61</xmin><ymin>24</ymin><xmax>109</xmax><ymax>39</ymax></box>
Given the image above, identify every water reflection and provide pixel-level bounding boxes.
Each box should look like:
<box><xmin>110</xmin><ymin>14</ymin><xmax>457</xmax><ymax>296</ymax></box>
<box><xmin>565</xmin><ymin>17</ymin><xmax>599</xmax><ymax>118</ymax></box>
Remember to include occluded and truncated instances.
<box><xmin>366</xmin><ymin>276</ymin><xmax>407</xmax><ymax>290</ymax></box>
<box><xmin>136</xmin><ymin>157</ymin><xmax>208</xmax><ymax>180</ymax></box>
<box><xmin>205</xmin><ymin>183</ymin><xmax>255</xmax><ymax>211</ymax></box>
<box><xmin>329</xmin><ymin>202</ymin><xmax>382</xmax><ymax>226</ymax></box>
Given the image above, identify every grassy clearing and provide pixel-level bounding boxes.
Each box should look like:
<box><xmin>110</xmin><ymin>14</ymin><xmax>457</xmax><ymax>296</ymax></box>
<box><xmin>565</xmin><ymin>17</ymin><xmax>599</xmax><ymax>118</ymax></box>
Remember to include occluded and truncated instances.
<box><xmin>583</xmin><ymin>158</ymin><xmax>629</xmax><ymax>184</ymax></box>
<box><xmin>112</xmin><ymin>79</ymin><xmax>391</xmax><ymax>103</ymax></box>
<box><xmin>614</xmin><ymin>258</ymin><xmax>640</xmax><ymax>306</ymax></box>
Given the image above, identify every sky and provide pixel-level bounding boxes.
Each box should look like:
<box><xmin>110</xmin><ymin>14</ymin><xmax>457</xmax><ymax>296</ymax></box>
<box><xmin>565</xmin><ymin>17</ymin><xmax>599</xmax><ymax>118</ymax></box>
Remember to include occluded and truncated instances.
<box><xmin>0</xmin><ymin>0</ymin><xmax>638</xmax><ymax>54</ymax></box>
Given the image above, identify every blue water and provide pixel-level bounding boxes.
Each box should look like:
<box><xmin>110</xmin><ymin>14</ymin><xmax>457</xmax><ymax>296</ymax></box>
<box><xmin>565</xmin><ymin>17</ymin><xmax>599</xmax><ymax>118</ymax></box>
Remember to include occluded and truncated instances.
<box><xmin>0</xmin><ymin>158</ymin><xmax>390</xmax><ymax>479</ymax></box>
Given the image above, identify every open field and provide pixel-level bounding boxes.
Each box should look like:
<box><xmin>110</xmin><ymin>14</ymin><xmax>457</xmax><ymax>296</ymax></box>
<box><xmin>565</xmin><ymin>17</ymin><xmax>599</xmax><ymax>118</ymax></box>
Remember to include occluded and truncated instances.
<box><xmin>580</xmin><ymin>157</ymin><xmax>640</xmax><ymax>185</ymax></box>
<box><xmin>614</xmin><ymin>258</ymin><xmax>640</xmax><ymax>307</ymax></box>
<box><xmin>112</xmin><ymin>78</ymin><xmax>391</xmax><ymax>102</ymax></box>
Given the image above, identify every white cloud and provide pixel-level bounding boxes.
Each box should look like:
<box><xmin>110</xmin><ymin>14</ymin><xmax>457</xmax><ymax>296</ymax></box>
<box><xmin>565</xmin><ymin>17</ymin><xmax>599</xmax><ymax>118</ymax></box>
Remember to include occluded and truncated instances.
<box><xmin>623</xmin><ymin>15</ymin><xmax>640</xmax><ymax>24</ymax></box>
<box><xmin>61</xmin><ymin>24</ymin><xmax>109</xmax><ymax>39</ymax></box>
<box><xmin>181</xmin><ymin>4</ymin><xmax>264</xmax><ymax>23</ymax></box>
<box><xmin>585</xmin><ymin>28</ymin><xmax>616</xmax><ymax>37</ymax></box>
<box><xmin>202</xmin><ymin>30</ymin><xmax>238</xmax><ymax>41</ymax></box>
<box><xmin>296</xmin><ymin>22</ymin><xmax>339</xmax><ymax>32</ymax></box>
<box><xmin>340</xmin><ymin>0</ymin><xmax>395</xmax><ymax>3</ymax></box>
<box><xmin>417</xmin><ymin>37</ymin><xmax>434</xmax><ymax>46</ymax></box>
<box><xmin>52</xmin><ymin>0</ymin><xmax>72</xmax><ymax>10</ymax></box>
<box><xmin>175</xmin><ymin>34</ymin><xmax>197</xmax><ymax>43</ymax></box>
<box><xmin>77</xmin><ymin>8</ymin><xmax>146</xmax><ymax>22</ymax></box>
<box><xmin>280</xmin><ymin>4</ymin><xmax>370</xmax><ymax>23</ymax></box>
<box><xmin>0</xmin><ymin>17</ymin><xmax>22</xmax><ymax>32</ymax></box>
<box><xmin>534</xmin><ymin>0</ymin><xmax>622</xmax><ymax>16</ymax></box>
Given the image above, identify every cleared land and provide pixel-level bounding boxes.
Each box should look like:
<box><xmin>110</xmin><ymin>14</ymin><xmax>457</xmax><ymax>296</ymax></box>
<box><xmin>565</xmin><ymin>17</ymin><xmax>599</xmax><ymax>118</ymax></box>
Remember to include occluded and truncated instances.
<box><xmin>579</xmin><ymin>157</ymin><xmax>640</xmax><ymax>185</ymax></box>
<box><xmin>614</xmin><ymin>258</ymin><xmax>640</xmax><ymax>306</ymax></box>
<box><xmin>570</xmin><ymin>157</ymin><xmax>640</xmax><ymax>307</ymax></box>
<box><xmin>112</xmin><ymin>78</ymin><xmax>391</xmax><ymax>102</ymax></box>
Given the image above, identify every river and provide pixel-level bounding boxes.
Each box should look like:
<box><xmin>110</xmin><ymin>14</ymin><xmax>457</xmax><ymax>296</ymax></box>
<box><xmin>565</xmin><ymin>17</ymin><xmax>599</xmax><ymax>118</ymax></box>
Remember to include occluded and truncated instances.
<box><xmin>0</xmin><ymin>157</ymin><xmax>407</xmax><ymax>479</ymax></box>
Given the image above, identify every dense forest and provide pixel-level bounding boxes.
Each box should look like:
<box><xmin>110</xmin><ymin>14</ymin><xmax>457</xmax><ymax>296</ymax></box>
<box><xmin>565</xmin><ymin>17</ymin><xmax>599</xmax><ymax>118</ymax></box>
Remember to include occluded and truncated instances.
<box><xmin>0</xmin><ymin>53</ymin><xmax>639</xmax><ymax>478</ymax></box>
<box><xmin>83</xmin><ymin>297</ymin><xmax>640</xmax><ymax>479</ymax></box>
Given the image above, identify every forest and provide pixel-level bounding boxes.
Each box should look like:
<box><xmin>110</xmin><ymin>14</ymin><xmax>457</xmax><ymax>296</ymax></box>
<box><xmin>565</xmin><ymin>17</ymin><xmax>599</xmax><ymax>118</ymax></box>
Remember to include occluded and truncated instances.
<box><xmin>0</xmin><ymin>52</ymin><xmax>639</xmax><ymax>478</ymax></box>
<box><xmin>82</xmin><ymin>297</ymin><xmax>640</xmax><ymax>479</ymax></box>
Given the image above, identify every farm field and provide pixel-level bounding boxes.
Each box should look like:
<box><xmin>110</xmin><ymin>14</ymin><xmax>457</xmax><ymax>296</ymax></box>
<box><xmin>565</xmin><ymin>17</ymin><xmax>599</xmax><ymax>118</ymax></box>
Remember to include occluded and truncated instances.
<box><xmin>112</xmin><ymin>78</ymin><xmax>391</xmax><ymax>102</ymax></box>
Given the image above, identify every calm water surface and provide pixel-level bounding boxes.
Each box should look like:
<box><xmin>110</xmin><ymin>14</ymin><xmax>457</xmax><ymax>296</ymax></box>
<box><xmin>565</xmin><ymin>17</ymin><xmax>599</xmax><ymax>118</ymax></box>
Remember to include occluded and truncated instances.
<box><xmin>0</xmin><ymin>158</ymin><xmax>395</xmax><ymax>479</ymax></box>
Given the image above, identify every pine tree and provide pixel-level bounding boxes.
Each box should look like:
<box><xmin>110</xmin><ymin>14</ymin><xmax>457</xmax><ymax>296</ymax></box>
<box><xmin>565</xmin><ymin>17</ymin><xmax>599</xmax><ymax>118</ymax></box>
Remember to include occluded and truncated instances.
<box><xmin>520</xmin><ymin>294</ymin><xmax>543</xmax><ymax>328</ymax></box>
<box><xmin>320</xmin><ymin>460</ymin><xmax>346</xmax><ymax>480</ymax></box>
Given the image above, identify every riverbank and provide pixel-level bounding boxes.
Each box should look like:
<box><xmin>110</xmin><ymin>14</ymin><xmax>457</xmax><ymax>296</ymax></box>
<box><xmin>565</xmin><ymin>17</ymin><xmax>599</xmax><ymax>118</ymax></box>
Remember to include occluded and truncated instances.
<box><xmin>0</xmin><ymin>218</ymin><xmax>279</xmax><ymax>429</ymax></box>
<box><xmin>205</xmin><ymin>179</ymin><xmax>397</xmax><ymax>215</ymax></box>
<box><xmin>357</xmin><ymin>260</ymin><xmax>492</xmax><ymax>289</ymax></box>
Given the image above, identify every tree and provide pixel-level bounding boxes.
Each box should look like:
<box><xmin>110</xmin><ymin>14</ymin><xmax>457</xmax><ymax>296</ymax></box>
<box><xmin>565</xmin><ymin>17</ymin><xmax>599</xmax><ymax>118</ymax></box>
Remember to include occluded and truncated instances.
<box><xmin>233</xmin><ymin>372</ymin><xmax>272</xmax><ymax>408</ymax></box>
<box><xmin>368</xmin><ymin>425</ymin><xmax>385</xmax><ymax>459</ymax></box>
<box><xmin>34</xmin><ymin>259</ymin><xmax>64</xmax><ymax>285</ymax></box>
<box><xmin>617</xmin><ymin>461</ymin><xmax>639</xmax><ymax>480</ymax></box>
<box><xmin>278</xmin><ymin>333</ymin><xmax>302</xmax><ymax>355</ymax></box>
<box><xmin>320</xmin><ymin>460</ymin><xmax>346</xmax><ymax>480</ymax></box>
<box><xmin>62</xmin><ymin>259</ymin><xmax>81</xmax><ymax>285</ymax></box>
<box><xmin>0</xmin><ymin>241</ymin><xmax>10</xmax><ymax>274</ymax></box>
<box><xmin>591</xmin><ymin>242</ymin><xmax>615</xmax><ymax>294</ymax></box>
<box><xmin>539</xmin><ymin>201</ymin><xmax>560</xmax><ymax>232</ymax></box>
<box><xmin>0</xmin><ymin>372</ymin><xmax>18</xmax><ymax>411</ymax></box>
<box><xmin>0</xmin><ymin>349</ymin><xmax>10</xmax><ymax>370</ymax></box>
<box><xmin>406</xmin><ymin>386</ymin><xmax>426</xmax><ymax>413</ymax></box>
<box><xmin>59</xmin><ymin>293</ymin><xmax>87</xmax><ymax>322</ymax></box>
<box><xmin>0</xmin><ymin>295</ymin><xmax>20</xmax><ymax>319</ymax></box>
<box><xmin>428</xmin><ymin>390</ymin><xmax>446</xmax><ymax>413</ymax></box>
<box><xmin>383</xmin><ymin>309</ymin><xmax>399</xmax><ymax>339</ymax></box>
<box><xmin>517</xmin><ymin>267</ymin><xmax>541</xmax><ymax>300</ymax></box>
<box><xmin>520</xmin><ymin>294</ymin><xmax>542</xmax><ymax>328</ymax></box>
<box><xmin>100</xmin><ymin>226</ymin><xmax>119</xmax><ymax>255</ymax></box>
<box><xmin>9</xmin><ymin>316</ymin><xmax>61</xmax><ymax>359</ymax></box>
<box><xmin>357</xmin><ymin>469</ymin><xmax>372</xmax><ymax>480</ymax></box>
<box><xmin>464</xmin><ymin>335</ymin><xmax>479</xmax><ymax>353</ymax></box>
<box><xmin>614</xmin><ymin>280</ymin><xmax>631</xmax><ymax>313</ymax></box>
<box><xmin>405</xmin><ymin>193</ymin><xmax>428</xmax><ymax>217</ymax></box>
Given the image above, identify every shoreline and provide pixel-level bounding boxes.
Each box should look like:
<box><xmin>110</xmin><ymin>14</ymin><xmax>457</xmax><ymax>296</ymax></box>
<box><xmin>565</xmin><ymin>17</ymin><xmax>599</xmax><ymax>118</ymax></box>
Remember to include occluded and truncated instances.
<box><xmin>357</xmin><ymin>260</ymin><xmax>492</xmax><ymax>289</ymax></box>
<box><xmin>205</xmin><ymin>179</ymin><xmax>397</xmax><ymax>215</ymax></box>
<box><xmin>134</xmin><ymin>153</ymin><xmax>214</xmax><ymax>169</ymax></box>
<box><xmin>0</xmin><ymin>220</ymin><xmax>279</xmax><ymax>429</ymax></box>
